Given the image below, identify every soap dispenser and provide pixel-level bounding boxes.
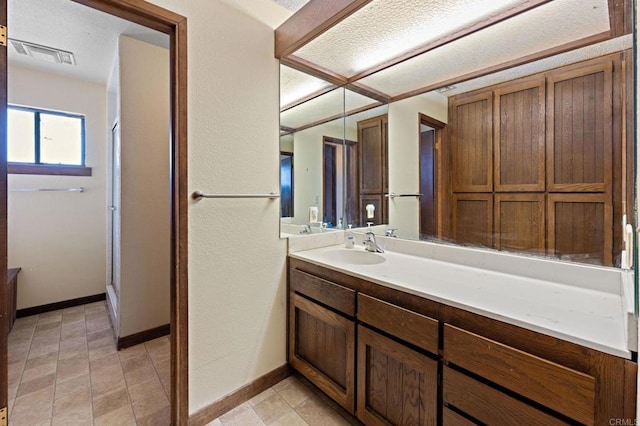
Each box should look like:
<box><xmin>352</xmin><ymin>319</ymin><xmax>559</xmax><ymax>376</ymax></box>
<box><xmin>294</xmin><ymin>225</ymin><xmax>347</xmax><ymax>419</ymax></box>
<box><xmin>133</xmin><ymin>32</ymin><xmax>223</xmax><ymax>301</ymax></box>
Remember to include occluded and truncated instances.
<box><xmin>345</xmin><ymin>224</ymin><xmax>355</xmax><ymax>249</ymax></box>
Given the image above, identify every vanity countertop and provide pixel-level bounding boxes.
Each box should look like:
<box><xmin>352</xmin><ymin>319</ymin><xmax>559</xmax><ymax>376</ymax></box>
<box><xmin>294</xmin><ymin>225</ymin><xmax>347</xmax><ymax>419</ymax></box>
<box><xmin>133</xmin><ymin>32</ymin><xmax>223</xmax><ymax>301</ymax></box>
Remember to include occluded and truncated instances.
<box><xmin>289</xmin><ymin>244</ymin><xmax>635</xmax><ymax>359</ymax></box>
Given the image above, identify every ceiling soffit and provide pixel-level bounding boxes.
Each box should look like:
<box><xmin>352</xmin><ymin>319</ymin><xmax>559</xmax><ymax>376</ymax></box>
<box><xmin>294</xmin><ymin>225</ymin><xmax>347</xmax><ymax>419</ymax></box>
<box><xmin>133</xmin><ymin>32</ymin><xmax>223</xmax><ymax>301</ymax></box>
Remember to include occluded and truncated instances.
<box><xmin>276</xmin><ymin>0</ymin><xmax>628</xmax><ymax>107</ymax></box>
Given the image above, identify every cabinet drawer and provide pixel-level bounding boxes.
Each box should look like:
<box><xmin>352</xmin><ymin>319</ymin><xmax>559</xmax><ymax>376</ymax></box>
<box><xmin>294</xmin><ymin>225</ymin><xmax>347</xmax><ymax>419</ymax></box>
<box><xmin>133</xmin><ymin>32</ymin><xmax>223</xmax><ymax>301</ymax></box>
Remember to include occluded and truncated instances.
<box><xmin>290</xmin><ymin>268</ymin><xmax>356</xmax><ymax>316</ymax></box>
<box><xmin>443</xmin><ymin>367</ymin><xmax>566</xmax><ymax>426</ymax></box>
<box><xmin>443</xmin><ymin>324</ymin><xmax>595</xmax><ymax>425</ymax></box>
<box><xmin>443</xmin><ymin>407</ymin><xmax>477</xmax><ymax>426</ymax></box>
<box><xmin>358</xmin><ymin>294</ymin><xmax>439</xmax><ymax>354</ymax></box>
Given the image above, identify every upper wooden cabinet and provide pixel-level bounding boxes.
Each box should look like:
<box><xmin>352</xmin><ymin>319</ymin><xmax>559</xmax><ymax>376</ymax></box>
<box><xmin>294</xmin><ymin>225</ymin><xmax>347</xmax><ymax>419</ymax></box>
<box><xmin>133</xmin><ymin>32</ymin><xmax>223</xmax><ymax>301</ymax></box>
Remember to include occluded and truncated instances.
<box><xmin>446</xmin><ymin>54</ymin><xmax>626</xmax><ymax>266</ymax></box>
<box><xmin>494</xmin><ymin>79</ymin><xmax>545</xmax><ymax>192</ymax></box>
<box><xmin>358</xmin><ymin>115</ymin><xmax>388</xmax><ymax>225</ymax></box>
<box><xmin>450</xmin><ymin>92</ymin><xmax>493</xmax><ymax>192</ymax></box>
<box><xmin>547</xmin><ymin>62</ymin><xmax>613</xmax><ymax>193</ymax></box>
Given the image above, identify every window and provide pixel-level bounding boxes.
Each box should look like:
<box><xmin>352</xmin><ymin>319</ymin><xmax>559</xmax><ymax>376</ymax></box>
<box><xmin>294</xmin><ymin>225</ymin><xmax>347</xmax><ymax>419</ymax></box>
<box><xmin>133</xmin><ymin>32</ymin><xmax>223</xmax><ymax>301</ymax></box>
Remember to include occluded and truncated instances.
<box><xmin>8</xmin><ymin>105</ymin><xmax>91</xmax><ymax>176</ymax></box>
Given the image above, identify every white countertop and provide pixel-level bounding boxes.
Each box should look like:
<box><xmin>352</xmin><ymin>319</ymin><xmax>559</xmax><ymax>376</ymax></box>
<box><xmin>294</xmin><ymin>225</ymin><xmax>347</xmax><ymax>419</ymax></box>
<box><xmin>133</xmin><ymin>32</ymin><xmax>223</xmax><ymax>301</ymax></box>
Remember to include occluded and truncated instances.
<box><xmin>290</xmin><ymin>243</ymin><xmax>634</xmax><ymax>359</ymax></box>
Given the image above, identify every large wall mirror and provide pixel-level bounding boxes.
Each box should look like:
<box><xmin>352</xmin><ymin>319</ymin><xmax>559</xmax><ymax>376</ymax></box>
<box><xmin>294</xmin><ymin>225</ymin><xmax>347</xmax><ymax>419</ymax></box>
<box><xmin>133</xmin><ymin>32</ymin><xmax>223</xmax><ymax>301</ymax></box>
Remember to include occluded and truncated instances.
<box><xmin>279</xmin><ymin>0</ymin><xmax>635</xmax><ymax>270</ymax></box>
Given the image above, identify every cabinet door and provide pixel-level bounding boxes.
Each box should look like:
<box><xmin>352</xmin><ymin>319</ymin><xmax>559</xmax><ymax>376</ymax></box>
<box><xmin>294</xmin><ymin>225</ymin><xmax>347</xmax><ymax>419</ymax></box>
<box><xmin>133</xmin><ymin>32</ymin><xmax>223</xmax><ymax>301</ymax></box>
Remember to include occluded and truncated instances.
<box><xmin>547</xmin><ymin>62</ymin><xmax>613</xmax><ymax>192</ymax></box>
<box><xmin>494</xmin><ymin>79</ymin><xmax>545</xmax><ymax>192</ymax></box>
<box><xmin>359</xmin><ymin>116</ymin><xmax>386</xmax><ymax>194</ymax></box>
<box><xmin>452</xmin><ymin>194</ymin><xmax>493</xmax><ymax>248</ymax></box>
<box><xmin>357</xmin><ymin>325</ymin><xmax>437</xmax><ymax>426</ymax></box>
<box><xmin>450</xmin><ymin>92</ymin><xmax>493</xmax><ymax>192</ymax></box>
<box><xmin>547</xmin><ymin>193</ymin><xmax>613</xmax><ymax>265</ymax></box>
<box><xmin>289</xmin><ymin>293</ymin><xmax>355</xmax><ymax>413</ymax></box>
<box><xmin>494</xmin><ymin>194</ymin><xmax>544</xmax><ymax>253</ymax></box>
<box><xmin>359</xmin><ymin>194</ymin><xmax>387</xmax><ymax>225</ymax></box>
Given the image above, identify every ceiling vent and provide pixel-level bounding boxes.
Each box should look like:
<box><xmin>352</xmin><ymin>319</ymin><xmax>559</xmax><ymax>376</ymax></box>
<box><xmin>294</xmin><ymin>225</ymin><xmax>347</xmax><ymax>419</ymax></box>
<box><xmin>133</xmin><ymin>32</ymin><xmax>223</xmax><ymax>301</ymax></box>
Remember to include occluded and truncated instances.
<box><xmin>436</xmin><ymin>85</ymin><xmax>457</xmax><ymax>93</ymax></box>
<box><xmin>9</xmin><ymin>39</ymin><xmax>76</xmax><ymax>65</ymax></box>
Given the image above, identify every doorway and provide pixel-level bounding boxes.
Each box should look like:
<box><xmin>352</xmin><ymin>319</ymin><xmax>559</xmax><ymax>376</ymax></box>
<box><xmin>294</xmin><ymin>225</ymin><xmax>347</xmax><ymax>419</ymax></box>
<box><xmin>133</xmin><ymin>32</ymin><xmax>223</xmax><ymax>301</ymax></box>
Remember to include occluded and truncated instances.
<box><xmin>323</xmin><ymin>136</ymin><xmax>356</xmax><ymax>228</ymax></box>
<box><xmin>419</xmin><ymin>114</ymin><xmax>445</xmax><ymax>240</ymax></box>
<box><xmin>0</xmin><ymin>1</ymin><xmax>188</xmax><ymax>424</ymax></box>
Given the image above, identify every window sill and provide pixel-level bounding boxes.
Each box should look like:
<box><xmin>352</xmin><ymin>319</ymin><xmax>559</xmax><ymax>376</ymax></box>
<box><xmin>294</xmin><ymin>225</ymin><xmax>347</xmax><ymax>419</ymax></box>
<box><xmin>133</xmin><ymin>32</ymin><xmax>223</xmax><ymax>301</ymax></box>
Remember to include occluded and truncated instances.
<box><xmin>8</xmin><ymin>163</ymin><xmax>92</xmax><ymax>176</ymax></box>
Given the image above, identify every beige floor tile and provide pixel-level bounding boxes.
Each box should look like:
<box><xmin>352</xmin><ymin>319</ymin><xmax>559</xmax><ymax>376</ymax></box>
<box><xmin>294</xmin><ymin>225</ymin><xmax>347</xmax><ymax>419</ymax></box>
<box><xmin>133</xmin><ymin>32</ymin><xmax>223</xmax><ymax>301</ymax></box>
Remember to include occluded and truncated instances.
<box><xmin>52</xmin><ymin>386</ymin><xmax>92</xmax><ymax>421</ymax></box>
<box><xmin>55</xmin><ymin>373</ymin><xmax>91</xmax><ymax>400</ymax></box>
<box><xmin>93</xmin><ymin>405</ymin><xmax>137</xmax><ymax>426</ymax></box>
<box><xmin>295</xmin><ymin>396</ymin><xmax>350</xmax><ymax>426</ymax></box>
<box><xmin>16</xmin><ymin>373</ymin><xmax>56</xmax><ymax>398</ymax></box>
<box><xmin>273</xmin><ymin>377</ymin><xmax>314</xmax><ymax>408</ymax></box>
<box><xmin>145</xmin><ymin>336</ymin><xmax>170</xmax><ymax>362</ymax></box>
<box><xmin>253</xmin><ymin>393</ymin><xmax>294</xmax><ymax>425</ymax></box>
<box><xmin>271</xmin><ymin>411</ymin><xmax>309</xmax><ymax>426</ymax></box>
<box><xmin>220</xmin><ymin>403</ymin><xmax>266</xmax><ymax>426</ymax></box>
<box><xmin>127</xmin><ymin>376</ymin><xmax>166</xmax><ymax>403</ymax></box>
<box><xmin>24</xmin><ymin>351</ymin><xmax>58</xmax><ymax>370</ymax></box>
<box><xmin>11</xmin><ymin>388</ymin><xmax>54</xmax><ymax>425</ymax></box>
<box><xmin>124</xmin><ymin>362</ymin><xmax>158</xmax><ymax>388</ymax></box>
<box><xmin>57</xmin><ymin>356</ymin><xmax>89</xmax><ymax>382</ymax></box>
<box><xmin>20</xmin><ymin>362</ymin><xmax>57</xmax><ymax>383</ymax></box>
<box><xmin>249</xmin><ymin>388</ymin><xmax>277</xmax><ymax>407</ymax></box>
<box><xmin>136</xmin><ymin>404</ymin><xmax>171</xmax><ymax>426</ymax></box>
<box><xmin>92</xmin><ymin>388</ymin><xmax>130</xmax><ymax>418</ymax></box>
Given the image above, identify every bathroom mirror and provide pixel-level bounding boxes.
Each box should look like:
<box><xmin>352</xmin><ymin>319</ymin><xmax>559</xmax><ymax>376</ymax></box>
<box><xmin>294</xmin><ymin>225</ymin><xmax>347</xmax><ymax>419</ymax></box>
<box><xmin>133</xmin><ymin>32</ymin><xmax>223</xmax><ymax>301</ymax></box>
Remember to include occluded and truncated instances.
<box><xmin>278</xmin><ymin>0</ymin><xmax>634</xmax><ymax>268</ymax></box>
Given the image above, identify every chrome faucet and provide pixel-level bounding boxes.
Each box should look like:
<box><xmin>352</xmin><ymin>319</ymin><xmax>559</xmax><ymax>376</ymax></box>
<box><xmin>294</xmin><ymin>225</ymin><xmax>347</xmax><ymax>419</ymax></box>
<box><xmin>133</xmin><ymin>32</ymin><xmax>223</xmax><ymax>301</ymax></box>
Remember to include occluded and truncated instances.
<box><xmin>363</xmin><ymin>229</ymin><xmax>384</xmax><ymax>253</ymax></box>
<box><xmin>385</xmin><ymin>228</ymin><xmax>398</xmax><ymax>237</ymax></box>
<box><xmin>300</xmin><ymin>224</ymin><xmax>311</xmax><ymax>234</ymax></box>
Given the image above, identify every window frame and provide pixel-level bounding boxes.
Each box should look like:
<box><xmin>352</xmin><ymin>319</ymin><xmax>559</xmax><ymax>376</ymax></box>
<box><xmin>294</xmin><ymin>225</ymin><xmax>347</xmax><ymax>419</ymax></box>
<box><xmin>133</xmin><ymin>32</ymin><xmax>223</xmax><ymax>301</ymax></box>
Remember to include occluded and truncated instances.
<box><xmin>8</xmin><ymin>105</ymin><xmax>92</xmax><ymax>176</ymax></box>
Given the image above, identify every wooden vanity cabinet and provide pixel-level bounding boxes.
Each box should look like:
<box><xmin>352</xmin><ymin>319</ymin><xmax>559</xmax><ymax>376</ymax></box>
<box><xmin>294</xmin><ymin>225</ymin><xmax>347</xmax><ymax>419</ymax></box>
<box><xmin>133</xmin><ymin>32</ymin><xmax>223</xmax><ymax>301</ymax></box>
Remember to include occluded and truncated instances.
<box><xmin>357</xmin><ymin>294</ymin><xmax>439</xmax><ymax>425</ymax></box>
<box><xmin>287</xmin><ymin>258</ymin><xmax>637</xmax><ymax>425</ymax></box>
<box><xmin>288</xmin><ymin>269</ymin><xmax>356</xmax><ymax>413</ymax></box>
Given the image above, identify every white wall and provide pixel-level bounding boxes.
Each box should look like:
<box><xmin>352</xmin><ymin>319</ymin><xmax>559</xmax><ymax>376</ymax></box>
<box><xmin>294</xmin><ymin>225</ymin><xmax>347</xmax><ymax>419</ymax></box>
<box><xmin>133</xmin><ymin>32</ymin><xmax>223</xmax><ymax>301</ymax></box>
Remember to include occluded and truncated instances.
<box><xmin>388</xmin><ymin>93</ymin><xmax>448</xmax><ymax>240</ymax></box>
<box><xmin>145</xmin><ymin>0</ymin><xmax>289</xmax><ymax>413</ymax></box>
<box><xmin>7</xmin><ymin>65</ymin><xmax>107</xmax><ymax>309</ymax></box>
<box><xmin>117</xmin><ymin>35</ymin><xmax>171</xmax><ymax>337</ymax></box>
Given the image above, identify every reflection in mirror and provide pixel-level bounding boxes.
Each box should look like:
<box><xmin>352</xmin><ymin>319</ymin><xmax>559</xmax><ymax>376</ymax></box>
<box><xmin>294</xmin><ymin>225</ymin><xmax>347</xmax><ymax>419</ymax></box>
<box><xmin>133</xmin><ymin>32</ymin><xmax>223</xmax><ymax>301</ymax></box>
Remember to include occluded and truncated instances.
<box><xmin>279</xmin><ymin>0</ymin><xmax>634</xmax><ymax>268</ymax></box>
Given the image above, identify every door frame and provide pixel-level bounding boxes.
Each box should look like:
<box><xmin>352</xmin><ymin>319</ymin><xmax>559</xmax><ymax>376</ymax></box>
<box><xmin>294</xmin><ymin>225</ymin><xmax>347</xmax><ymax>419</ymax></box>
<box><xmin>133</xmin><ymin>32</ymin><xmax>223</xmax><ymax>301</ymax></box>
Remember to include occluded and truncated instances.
<box><xmin>418</xmin><ymin>113</ymin><xmax>446</xmax><ymax>239</ymax></box>
<box><xmin>1</xmin><ymin>0</ymin><xmax>189</xmax><ymax>424</ymax></box>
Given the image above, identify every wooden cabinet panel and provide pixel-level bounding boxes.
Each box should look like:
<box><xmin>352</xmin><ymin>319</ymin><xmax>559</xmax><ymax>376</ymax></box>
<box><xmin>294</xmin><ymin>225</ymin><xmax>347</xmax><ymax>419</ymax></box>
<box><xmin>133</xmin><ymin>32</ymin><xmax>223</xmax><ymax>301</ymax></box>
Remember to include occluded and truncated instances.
<box><xmin>443</xmin><ymin>407</ymin><xmax>477</xmax><ymax>426</ymax></box>
<box><xmin>547</xmin><ymin>62</ymin><xmax>613</xmax><ymax>192</ymax></box>
<box><xmin>359</xmin><ymin>116</ymin><xmax>386</xmax><ymax>194</ymax></box>
<box><xmin>443</xmin><ymin>367</ymin><xmax>566</xmax><ymax>426</ymax></box>
<box><xmin>443</xmin><ymin>324</ymin><xmax>596</xmax><ymax>425</ymax></box>
<box><xmin>494</xmin><ymin>194</ymin><xmax>544</xmax><ymax>253</ymax></box>
<box><xmin>290</xmin><ymin>269</ymin><xmax>356</xmax><ymax>316</ymax></box>
<box><xmin>358</xmin><ymin>294</ymin><xmax>439</xmax><ymax>354</ymax></box>
<box><xmin>451</xmin><ymin>92</ymin><xmax>493</xmax><ymax>192</ymax></box>
<box><xmin>289</xmin><ymin>293</ymin><xmax>355</xmax><ymax>413</ymax></box>
<box><xmin>452</xmin><ymin>194</ymin><xmax>492</xmax><ymax>248</ymax></box>
<box><xmin>494</xmin><ymin>79</ymin><xmax>545</xmax><ymax>191</ymax></box>
<box><xmin>547</xmin><ymin>193</ymin><xmax>613</xmax><ymax>265</ymax></box>
<box><xmin>359</xmin><ymin>194</ymin><xmax>387</xmax><ymax>225</ymax></box>
<box><xmin>357</xmin><ymin>325</ymin><xmax>437</xmax><ymax>426</ymax></box>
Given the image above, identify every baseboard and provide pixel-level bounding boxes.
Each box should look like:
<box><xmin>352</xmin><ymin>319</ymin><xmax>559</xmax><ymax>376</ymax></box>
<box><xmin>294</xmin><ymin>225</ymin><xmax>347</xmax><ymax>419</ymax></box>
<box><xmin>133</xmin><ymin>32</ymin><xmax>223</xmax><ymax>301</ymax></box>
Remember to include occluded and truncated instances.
<box><xmin>189</xmin><ymin>364</ymin><xmax>293</xmax><ymax>426</ymax></box>
<box><xmin>16</xmin><ymin>293</ymin><xmax>106</xmax><ymax>318</ymax></box>
<box><xmin>117</xmin><ymin>323</ymin><xmax>170</xmax><ymax>350</ymax></box>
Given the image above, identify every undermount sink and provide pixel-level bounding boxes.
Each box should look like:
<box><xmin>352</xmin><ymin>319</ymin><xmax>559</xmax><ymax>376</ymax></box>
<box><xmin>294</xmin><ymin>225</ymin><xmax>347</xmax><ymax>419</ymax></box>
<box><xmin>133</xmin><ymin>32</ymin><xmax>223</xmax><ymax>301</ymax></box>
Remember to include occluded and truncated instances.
<box><xmin>321</xmin><ymin>248</ymin><xmax>386</xmax><ymax>265</ymax></box>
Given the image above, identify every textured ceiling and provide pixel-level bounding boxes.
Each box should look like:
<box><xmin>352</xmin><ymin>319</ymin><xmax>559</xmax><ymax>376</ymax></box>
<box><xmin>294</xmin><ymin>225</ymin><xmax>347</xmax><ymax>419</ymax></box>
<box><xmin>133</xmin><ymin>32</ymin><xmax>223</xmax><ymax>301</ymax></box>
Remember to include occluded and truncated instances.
<box><xmin>280</xmin><ymin>65</ymin><xmax>334</xmax><ymax>109</ymax></box>
<box><xmin>356</xmin><ymin>0</ymin><xmax>610</xmax><ymax>96</ymax></box>
<box><xmin>295</xmin><ymin>0</ymin><xmax>528</xmax><ymax>77</ymax></box>
<box><xmin>272</xmin><ymin>0</ymin><xmax>311</xmax><ymax>12</ymax></box>
<box><xmin>9</xmin><ymin>0</ymin><xmax>167</xmax><ymax>84</ymax></box>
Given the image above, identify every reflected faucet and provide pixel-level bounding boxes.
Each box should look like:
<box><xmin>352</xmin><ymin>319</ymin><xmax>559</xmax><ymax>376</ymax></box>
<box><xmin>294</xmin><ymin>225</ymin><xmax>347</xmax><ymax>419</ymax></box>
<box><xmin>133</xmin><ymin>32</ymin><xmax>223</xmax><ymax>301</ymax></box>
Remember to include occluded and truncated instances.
<box><xmin>385</xmin><ymin>228</ymin><xmax>398</xmax><ymax>237</ymax></box>
<box><xmin>300</xmin><ymin>224</ymin><xmax>311</xmax><ymax>234</ymax></box>
<box><xmin>364</xmin><ymin>229</ymin><xmax>385</xmax><ymax>253</ymax></box>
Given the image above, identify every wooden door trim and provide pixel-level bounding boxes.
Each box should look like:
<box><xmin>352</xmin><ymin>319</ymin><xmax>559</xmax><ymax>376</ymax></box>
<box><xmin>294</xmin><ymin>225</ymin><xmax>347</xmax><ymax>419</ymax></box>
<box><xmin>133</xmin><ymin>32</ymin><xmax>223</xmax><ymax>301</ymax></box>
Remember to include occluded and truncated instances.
<box><xmin>418</xmin><ymin>114</ymin><xmax>446</xmax><ymax>239</ymax></box>
<box><xmin>0</xmin><ymin>0</ymin><xmax>7</xmax><ymax>415</ymax></box>
<box><xmin>68</xmin><ymin>1</ymin><xmax>189</xmax><ymax>424</ymax></box>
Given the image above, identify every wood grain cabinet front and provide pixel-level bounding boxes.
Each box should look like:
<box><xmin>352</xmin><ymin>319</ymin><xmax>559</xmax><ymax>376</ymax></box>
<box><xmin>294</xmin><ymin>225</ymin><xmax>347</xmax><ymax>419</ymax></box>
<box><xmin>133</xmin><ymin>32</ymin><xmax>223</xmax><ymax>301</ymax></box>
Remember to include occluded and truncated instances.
<box><xmin>289</xmin><ymin>292</ymin><xmax>356</xmax><ymax>413</ymax></box>
<box><xmin>357</xmin><ymin>325</ymin><xmax>438</xmax><ymax>426</ymax></box>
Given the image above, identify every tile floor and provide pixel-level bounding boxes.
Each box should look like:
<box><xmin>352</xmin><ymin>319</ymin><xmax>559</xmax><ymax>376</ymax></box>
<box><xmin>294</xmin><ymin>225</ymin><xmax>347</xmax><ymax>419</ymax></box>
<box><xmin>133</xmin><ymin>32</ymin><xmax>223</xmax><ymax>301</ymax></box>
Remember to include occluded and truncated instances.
<box><xmin>7</xmin><ymin>301</ymin><xmax>357</xmax><ymax>426</ymax></box>
<box><xmin>7</xmin><ymin>301</ymin><xmax>171</xmax><ymax>425</ymax></box>
<box><xmin>208</xmin><ymin>375</ymin><xmax>361</xmax><ymax>426</ymax></box>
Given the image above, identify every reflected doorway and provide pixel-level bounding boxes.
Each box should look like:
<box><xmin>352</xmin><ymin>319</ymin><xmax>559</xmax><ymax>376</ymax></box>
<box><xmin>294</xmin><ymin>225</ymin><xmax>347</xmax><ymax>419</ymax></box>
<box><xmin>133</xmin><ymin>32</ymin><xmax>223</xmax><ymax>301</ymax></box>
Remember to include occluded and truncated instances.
<box><xmin>419</xmin><ymin>114</ymin><xmax>445</xmax><ymax>240</ymax></box>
